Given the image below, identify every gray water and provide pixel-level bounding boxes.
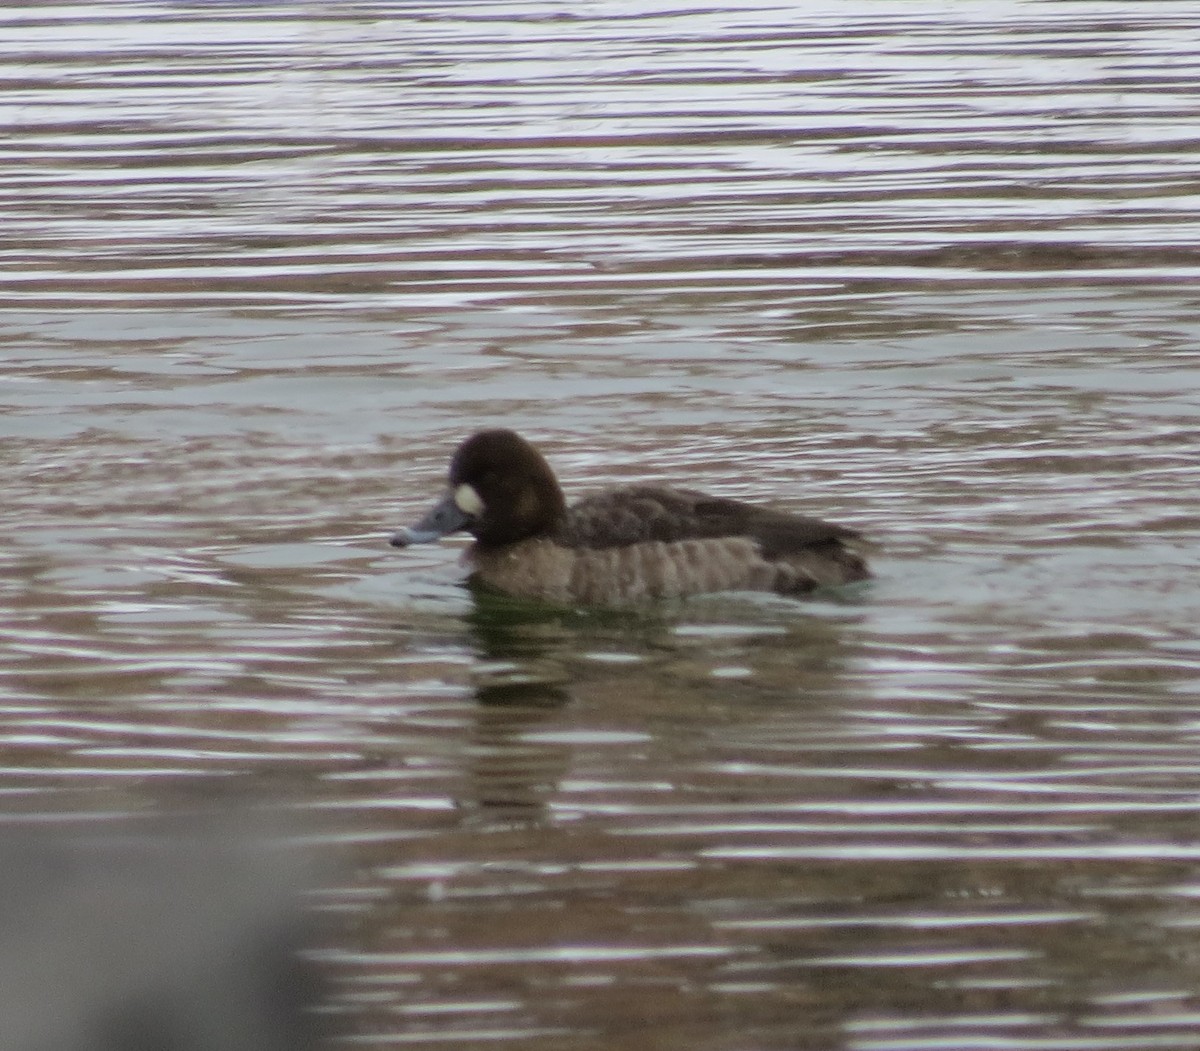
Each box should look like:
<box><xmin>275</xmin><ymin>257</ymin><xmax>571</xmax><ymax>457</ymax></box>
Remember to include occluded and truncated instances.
<box><xmin>3</xmin><ymin>2</ymin><xmax>1200</xmax><ymax>1048</ymax></box>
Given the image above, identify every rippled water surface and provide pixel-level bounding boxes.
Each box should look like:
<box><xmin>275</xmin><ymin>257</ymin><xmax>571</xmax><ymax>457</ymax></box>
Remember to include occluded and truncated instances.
<box><xmin>4</xmin><ymin>1</ymin><xmax>1200</xmax><ymax>1048</ymax></box>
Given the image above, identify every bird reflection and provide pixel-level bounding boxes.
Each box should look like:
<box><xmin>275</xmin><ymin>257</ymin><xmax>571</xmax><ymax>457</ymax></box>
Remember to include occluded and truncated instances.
<box><xmin>460</xmin><ymin>587</ymin><xmax>579</xmax><ymax>820</ymax></box>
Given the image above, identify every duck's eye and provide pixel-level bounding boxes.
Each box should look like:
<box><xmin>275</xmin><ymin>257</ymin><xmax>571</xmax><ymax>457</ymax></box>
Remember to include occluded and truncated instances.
<box><xmin>454</xmin><ymin>483</ymin><xmax>485</xmax><ymax>517</ymax></box>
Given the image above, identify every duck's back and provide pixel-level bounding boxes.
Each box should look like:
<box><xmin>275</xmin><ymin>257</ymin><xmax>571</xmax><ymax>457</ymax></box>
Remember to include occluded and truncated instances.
<box><xmin>560</xmin><ymin>485</ymin><xmax>861</xmax><ymax>554</ymax></box>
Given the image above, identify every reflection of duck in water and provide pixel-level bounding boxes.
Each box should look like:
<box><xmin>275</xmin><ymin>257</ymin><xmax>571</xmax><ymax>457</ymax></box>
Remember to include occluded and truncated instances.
<box><xmin>391</xmin><ymin>430</ymin><xmax>871</xmax><ymax>607</ymax></box>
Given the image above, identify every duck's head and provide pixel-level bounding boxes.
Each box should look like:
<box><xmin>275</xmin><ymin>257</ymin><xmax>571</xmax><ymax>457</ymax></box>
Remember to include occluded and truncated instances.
<box><xmin>390</xmin><ymin>429</ymin><xmax>567</xmax><ymax>549</ymax></box>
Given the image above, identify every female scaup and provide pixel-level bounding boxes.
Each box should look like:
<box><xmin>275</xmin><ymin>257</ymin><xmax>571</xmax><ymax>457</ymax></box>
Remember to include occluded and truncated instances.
<box><xmin>390</xmin><ymin>429</ymin><xmax>870</xmax><ymax>606</ymax></box>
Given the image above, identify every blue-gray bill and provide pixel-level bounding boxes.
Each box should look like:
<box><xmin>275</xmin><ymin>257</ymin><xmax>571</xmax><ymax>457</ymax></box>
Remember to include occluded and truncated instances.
<box><xmin>389</xmin><ymin>490</ymin><xmax>472</xmax><ymax>547</ymax></box>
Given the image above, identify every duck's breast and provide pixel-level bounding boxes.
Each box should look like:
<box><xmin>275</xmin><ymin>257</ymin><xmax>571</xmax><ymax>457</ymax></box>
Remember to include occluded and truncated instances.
<box><xmin>466</xmin><ymin>539</ymin><xmax>578</xmax><ymax>604</ymax></box>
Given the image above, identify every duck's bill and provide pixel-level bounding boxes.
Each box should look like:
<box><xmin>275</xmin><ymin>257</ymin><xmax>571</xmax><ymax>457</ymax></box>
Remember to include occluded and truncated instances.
<box><xmin>390</xmin><ymin>491</ymin><xmax>472</xmax><ymax>547</ymax></box>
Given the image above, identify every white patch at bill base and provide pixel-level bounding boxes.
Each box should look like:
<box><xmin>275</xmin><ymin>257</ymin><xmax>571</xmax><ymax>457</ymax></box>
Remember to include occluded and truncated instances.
<box><xmin>454</xmin><ymin>483</ymin><xmax>484</xmax><ymax>516</ymax></box>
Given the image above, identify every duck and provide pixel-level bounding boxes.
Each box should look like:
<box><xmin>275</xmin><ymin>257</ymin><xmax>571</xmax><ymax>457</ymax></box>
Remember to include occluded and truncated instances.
<box><xmin>389</xmin><ymin>429</ymin><xmax>871</xmax><ymax>607</ymax></box>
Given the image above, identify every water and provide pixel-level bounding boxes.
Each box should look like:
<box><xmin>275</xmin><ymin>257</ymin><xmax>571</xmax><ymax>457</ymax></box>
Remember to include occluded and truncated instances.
<box><xmin>3</xmin><ymin>1</ymin><xmax>1200</xmax><ymax>1048</ymax></box>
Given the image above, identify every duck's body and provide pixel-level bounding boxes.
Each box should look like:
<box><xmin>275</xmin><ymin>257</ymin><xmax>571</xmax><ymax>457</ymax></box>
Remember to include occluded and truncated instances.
<box><xmin>390</xmin><ymin>430</ymin><xmax>870</xmax><ymax>607</ymax></box>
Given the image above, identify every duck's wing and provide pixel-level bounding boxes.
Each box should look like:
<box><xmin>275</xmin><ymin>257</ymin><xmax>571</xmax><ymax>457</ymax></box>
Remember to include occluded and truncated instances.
<box><xmin>560</xmin><ymin>485</ymin><xmax>862</xmax><ymax>556</ymax></box>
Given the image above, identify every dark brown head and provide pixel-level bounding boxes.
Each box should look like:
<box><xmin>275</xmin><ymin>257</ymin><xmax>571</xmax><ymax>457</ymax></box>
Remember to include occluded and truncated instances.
<box><xmin>390</xmin><ymin>430</ymin><xmax>567</xmax><ymax>549</ymax></box>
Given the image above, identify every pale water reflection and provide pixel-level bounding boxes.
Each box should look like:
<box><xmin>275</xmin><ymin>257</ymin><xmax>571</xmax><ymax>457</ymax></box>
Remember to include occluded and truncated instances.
<box><xmin>3</xmin><ymin>1</ymin><xmax>1200</xmax><ymax>1049</ymax></box>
